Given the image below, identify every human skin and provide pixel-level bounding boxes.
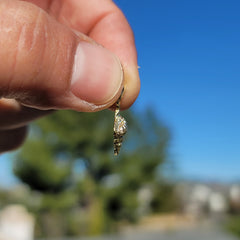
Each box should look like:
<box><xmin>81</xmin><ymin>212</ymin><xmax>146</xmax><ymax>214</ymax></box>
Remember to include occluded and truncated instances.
<box><xmin>0</xmin><ymin>0</ymin><xmax>140</xmax><ymax>153</ymax></box>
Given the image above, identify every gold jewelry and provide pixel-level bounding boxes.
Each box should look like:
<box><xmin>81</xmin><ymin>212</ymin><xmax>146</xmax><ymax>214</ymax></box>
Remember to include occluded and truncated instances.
<box><xmin>113</xmin><ymin>88</ymin><xmax>127</xmax><ymax>155</ymax></box>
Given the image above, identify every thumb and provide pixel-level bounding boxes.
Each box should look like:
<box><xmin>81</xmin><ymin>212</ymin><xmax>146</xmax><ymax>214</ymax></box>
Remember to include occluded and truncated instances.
<box><xmin>0</xmin><ymin>1</ymin><xmax>123</xmax><ymax>112</ymax></box>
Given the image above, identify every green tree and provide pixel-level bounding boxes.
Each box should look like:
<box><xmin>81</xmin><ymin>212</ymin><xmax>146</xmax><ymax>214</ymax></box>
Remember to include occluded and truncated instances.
<box><xmin>14</xmin><ymin>109</ymin><xmax>177</xmax><ymax>237</ymax></box>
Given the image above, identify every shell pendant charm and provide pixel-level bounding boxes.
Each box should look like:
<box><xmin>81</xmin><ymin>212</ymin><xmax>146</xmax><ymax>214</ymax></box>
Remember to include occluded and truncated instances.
<box><xmin>113</xmin><ymin>88</ymin><xmax>127</xmax><ymax>155</ymax></box>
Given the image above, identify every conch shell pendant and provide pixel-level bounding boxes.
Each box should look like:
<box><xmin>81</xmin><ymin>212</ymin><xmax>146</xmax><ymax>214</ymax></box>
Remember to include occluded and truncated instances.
<box><xmin>113</xmin><ymin>88</ymin><xmax>127</xmax><ymax>155</ymax></box>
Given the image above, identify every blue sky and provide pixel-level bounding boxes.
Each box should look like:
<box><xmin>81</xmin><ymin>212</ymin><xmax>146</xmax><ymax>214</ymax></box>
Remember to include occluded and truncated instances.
<box><xmin>116</xmin><ymin>0</ymin><xmax>240</xmax><ymax>181</ymax></box>
<box><xmin>1</xmin><ymin>0</ymin><xmax>240</xmax><ymax>186</ymax></box>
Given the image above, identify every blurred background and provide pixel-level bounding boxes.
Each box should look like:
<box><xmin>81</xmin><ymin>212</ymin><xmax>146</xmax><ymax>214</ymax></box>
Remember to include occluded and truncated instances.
<box><xmin>0</xmin><ymin>0</ymin><xmax>240</xmax><ymax>239</ymax></box>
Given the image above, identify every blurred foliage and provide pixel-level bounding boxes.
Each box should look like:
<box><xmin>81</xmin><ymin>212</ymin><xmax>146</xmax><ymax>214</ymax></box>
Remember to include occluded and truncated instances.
<box><xmin>12</xmin><ymin>109</ymin><xmax>178</xmax><ymax>237</ymax></box>
<box><xmin>226</xmin><ymin>216</ymin><xmax>240</xmax><ymax>239</ymax></box>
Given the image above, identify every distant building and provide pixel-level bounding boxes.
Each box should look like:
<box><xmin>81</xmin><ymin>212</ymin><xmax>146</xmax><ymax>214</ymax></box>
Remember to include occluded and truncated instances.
<box><xmin>229</xmin><ymin>185</ymin><xmax>240</xmax><ymax>213</ymax></box>
<box><xmin>0</xmin><ymin>205</ymin><xmax>34</xmax><ymax>240</ymax></box>
<box><xmin>208</xmin><ymin>192</ymin><xmax>228</xmax><ymax>213</ymax></box>
<box><xmin>177</xmin><ymin>181</ymin><xmax>232</xmax><ymax>218</ymax></box>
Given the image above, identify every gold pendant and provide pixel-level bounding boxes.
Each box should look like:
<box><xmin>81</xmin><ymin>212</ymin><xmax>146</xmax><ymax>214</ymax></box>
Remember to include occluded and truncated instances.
<box><xmin>113</xmin><ymin>88</ymin><xmax>127</xmax><ymax>155</ymax></box>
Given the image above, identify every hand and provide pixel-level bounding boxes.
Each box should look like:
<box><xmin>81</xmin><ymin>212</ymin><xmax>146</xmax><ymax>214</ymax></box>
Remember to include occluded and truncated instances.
<box><xmin>0</xmin><ymin>0</ymin><xmax>140</xmax><ymax>153</ymax></box>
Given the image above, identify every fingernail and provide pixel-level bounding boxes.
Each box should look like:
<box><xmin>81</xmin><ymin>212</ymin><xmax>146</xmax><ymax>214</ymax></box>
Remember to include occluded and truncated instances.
<box><xmin>70</xmin><ymin>42</ymin><xmax>123</xmax><ymax>105</ymax></box>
